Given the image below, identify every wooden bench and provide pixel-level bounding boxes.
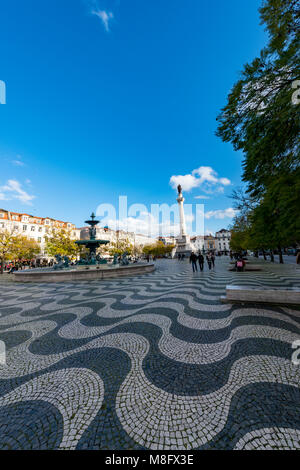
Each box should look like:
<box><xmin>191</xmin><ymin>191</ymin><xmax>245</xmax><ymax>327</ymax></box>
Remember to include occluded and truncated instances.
<box><xmin>221</xmin><ymin>285</ymin><xmax>300</xmax><ymax>306</ymax></box>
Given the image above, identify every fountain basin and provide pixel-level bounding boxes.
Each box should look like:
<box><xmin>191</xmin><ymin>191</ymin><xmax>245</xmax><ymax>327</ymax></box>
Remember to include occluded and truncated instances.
<box><xmin>13</xmin><ymin>263</ymin><xmax>155</xmax><ymax>282</ymax></box>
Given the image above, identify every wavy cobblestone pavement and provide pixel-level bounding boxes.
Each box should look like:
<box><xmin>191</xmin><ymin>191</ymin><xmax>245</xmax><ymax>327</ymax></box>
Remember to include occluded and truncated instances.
<box><xmin>0</xmin><ymin>257</ymin><xmax>299</xmax><ymax>450</ymax></box>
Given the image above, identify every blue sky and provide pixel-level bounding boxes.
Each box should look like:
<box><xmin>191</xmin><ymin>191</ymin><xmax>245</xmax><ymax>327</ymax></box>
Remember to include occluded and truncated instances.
<box><xmin>0</xmin><ymin>0</ymin><xmax>267</xmax><ymax>236</ymax></box>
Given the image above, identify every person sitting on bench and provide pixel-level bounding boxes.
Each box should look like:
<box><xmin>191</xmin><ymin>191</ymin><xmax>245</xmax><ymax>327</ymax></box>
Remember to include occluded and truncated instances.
<box><xmin>235</xmin><ymin>258</ymin><xmax>245</xmax><ymax>272</ymax></box>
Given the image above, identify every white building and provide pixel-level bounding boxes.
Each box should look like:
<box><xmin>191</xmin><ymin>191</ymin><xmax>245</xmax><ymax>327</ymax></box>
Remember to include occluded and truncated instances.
<box><xmin>0</xmin><ymin>208</ymin><xmax>80</xmax><ymax>256</ymax></box>
<box><xmin>190</xmin><ymin>231</ymin><xmax>231</xmax><ymax>253</ymax></box>
<box><xmin>190</xmin><ymin>235</ymin><xmax>204</xmax><ymax>252</ymax></box>
<box><xmin>135</xmin><ymin>233</ymin><xmax>158</xmax><ymax>247</ymax></box>
<box><xmin>215</xmin><ymin>229</ymin><xmax>231</xmax><ymax>252</ymax></box>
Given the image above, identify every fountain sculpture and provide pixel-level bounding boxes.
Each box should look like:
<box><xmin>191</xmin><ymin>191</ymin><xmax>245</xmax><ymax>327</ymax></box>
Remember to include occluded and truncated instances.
<box><xmin>75</xmin><ymin>212</ymin><xmax>110</xmax><ymax>266</ymax></box>
<box><xmin>14</xmin><ymin>211</ymin><xmax>155</xmax><ymax>282</ymax></box>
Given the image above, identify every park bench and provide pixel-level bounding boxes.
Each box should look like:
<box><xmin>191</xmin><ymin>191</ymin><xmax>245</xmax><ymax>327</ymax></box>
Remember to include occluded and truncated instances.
<box><xmin>221</xmin><ymin>285</ymin><xmax>300</xmax><ymax>306</ymax></box>
<box><xmin>228</xmin><ymin>265</ymin><xmax>262</xmax><ymax>271</ymax></box>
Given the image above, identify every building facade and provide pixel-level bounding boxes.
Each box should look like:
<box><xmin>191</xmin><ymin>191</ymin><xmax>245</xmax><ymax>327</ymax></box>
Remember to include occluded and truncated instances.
<box><xmin>215</xmin><ymin>229</ymin><xmax>231</xmax><ymax>252</ymax></box>
<box><xmin>0</xmin><ymin>209</ymin><xmax>80</xmax><ymax>256</ymax></box>
<box><xmin>190</xmin><ymin>235</ymin><xmax>204</xmax><ymax>252</ymax></box>
<box><xmin>0</xmin><ymin>207</ymin><xmax>232</xmax><ymax>258</ymax></box>
<box><xmin>204</xmin><ymin>235</ymin><xmax>217</xmax><ymax>252</ymax></box>
<box><xmin>189</xmin><ymin>232</ymin><xmax>232</xmax><ymax>254</ymax></box>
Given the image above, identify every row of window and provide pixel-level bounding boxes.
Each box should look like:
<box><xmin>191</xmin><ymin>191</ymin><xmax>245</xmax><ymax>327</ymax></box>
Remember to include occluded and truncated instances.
<box><xmin>0</xmin><ymin>222</ymin><xmax>77</xmax><ymax>239</ymax></box>
<box><xmin>22</xmin><ymin>225</ymin><xmax>44</xmax><ymax>232</ymax></box>
<box><xmin>0</xmin><ymin>213</ymin><xmax>73</xmax><ymax>228</ymax></box>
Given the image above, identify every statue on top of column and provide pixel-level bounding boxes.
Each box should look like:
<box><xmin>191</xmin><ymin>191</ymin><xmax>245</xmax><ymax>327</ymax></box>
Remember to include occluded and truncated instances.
<box><xmin>177</xmin><ymin>184</ymin><xmax>182</xmax><ymax>195</ymax></box>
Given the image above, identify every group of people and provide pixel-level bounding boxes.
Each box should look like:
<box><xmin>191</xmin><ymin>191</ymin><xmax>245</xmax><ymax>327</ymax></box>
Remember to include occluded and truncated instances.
<box><xmin>230</xmin><ymin>251</ymin><xmax>247</xmax><ymax>261</ymax></box>
<box><xmin>1</xmin><ymin>258</ymin><xmax>55</xmax><ymax>273</ymax></box>
<box><xmin>189</xmin><ymin>252</ymin><xmax>215</xmax><ymax>272</ymax></box>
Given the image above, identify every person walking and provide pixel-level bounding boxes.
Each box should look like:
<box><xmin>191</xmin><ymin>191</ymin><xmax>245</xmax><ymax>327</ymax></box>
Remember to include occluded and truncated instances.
<box><xmin>211</xmin><ymin>254</ymin><xmax>215</xmax><ymax>268</ymax></box>
<box><xmin>190</xmin><ymin>252</ymin><xmax>198</xmax><ymax>272</ymax></box>
<box><xmin>198</xmin><ymin>253</ymin><xmax>204</xmax><ymax>271</ymax></box>
<box><xmin>206</xmin><ymin>254</ymin><xmax>212</xmax><ymax>270</ymax></box>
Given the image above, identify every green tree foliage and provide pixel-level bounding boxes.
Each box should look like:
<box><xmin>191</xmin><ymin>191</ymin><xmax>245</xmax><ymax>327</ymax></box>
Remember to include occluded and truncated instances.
<box><xmin>229</xmin><ymin>169</ymin><xmax>300</xmax><ymax>258</ymax></box>
<box><xmin>143</xmin><ymin>241</ymin><xmax>176</xmax><ymax>257</ymax></box>
<box><xmin>164</xmin><ymin>244</ymin><xmax>176</xmax><ymax>255</ymax></box>
<box><xmin>96</xmin><ymin>244</ymin><xmax>109</xmax><ymax>256</ymax></box>
<box><xmin>229</xmin><ymin>214</ymin><xmax>251</xmax><ymax>252</ymax></box>
<box><xmin>217</xmin><ymin>0</ymin><xmax>300</xmax><ymax>257</ymax></box>
<box><xmin>11</xmin><ymin>236</ymin><xmax>41</xmax><ymax>261</ymax></box>
<box><xmin>44</xmin><ymin>229</ymin><xmax>80</xmax><ymax>257</ymax></box>
<box><xmin>0</xmin><ymin>230</ymin><xmax>17</xmax><ymax>274</ymax></box>
<box><xmin>108</xmin><ymin>238</ymin><xmax>134</xmax><ymax>256</ymax></box>
<box><xmin>0</xmin><ymin>230</ymin><xmax>41</xmax><ymax>273</ymax></box>
<box><xmin>249</xmin><ymin>168</ymin><xmax>300</xmax><ymax>248</ymax></box>
<box><xmin>217</xmin><ymin>0</ymin><xmax>299</xmax><ymax>197</ymax></box>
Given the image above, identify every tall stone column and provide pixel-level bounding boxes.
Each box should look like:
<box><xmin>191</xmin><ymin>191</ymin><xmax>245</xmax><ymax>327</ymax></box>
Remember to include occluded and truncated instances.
<box><xmin>175</xmin><ymin>185</ymin><xmax>192</xmax><ymax>256</ymax></box>
<box><xmin>177</xmin><ymin>191</ymin><xmax>187</xmax><ymax>238</ymax></box>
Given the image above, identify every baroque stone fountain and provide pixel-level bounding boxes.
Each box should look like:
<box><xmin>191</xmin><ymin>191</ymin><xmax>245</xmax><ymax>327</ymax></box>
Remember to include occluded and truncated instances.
<box><xmin>14</xmin><ymin>211</ymin><xmax>155</xmax><ymax>282</ymax></box>
<box><xmin>75</xmin><ymin>212</ymin><xmax>109</xmax><ymax>266</ymax></box>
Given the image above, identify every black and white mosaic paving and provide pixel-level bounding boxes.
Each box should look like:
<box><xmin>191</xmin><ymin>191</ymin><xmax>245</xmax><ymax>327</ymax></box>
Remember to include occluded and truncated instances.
<box><xmin>0</xmin><ymin>258</ymin><xmax>299</xmax><ymax>450</ymax></box>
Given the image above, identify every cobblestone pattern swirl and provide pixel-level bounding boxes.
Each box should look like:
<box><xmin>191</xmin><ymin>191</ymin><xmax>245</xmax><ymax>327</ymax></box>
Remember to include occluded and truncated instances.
<box><xmin>0</xmin><ymin>258</ymin><xmax>299</xmax><ymax>450</ymax></box>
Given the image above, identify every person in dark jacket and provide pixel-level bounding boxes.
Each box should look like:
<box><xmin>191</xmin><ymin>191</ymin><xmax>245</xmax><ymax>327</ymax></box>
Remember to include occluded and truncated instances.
<box><xmin>198</xmin><ymin>253</ymin><xmax>204</xmax><ymax>271</ymax></box>
<box><xmin>190</xmin><ymin>252</ymin><xmax>198</xmax><ymax>272</ymax></box>
<box><xmin>211</xmin><ymin>254</ymin><xmax>215</xmax><ymax>268</ymax></box>
<box><xmin>206</xmin><ymin>254</ymin><xmax>212</xmax><ymax>270</ymax></box>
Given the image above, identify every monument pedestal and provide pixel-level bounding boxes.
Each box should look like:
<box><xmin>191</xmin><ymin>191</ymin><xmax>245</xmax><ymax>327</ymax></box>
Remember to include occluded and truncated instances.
<box><xmin>176</xmin><ymin>235</ymin><xmax>193</xmax><ymax>257</ymax></box>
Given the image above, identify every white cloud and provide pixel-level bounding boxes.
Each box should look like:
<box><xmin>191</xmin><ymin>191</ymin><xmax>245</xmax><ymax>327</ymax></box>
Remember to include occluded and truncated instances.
<box><xmin>91</xmin><ymin>9</ymin><xmax>114</xmax><ymax>31</ymax></box>
<box><xmin>110</xmin><ymin>217</ymin><xmax>180</xmax><ymax>238</ymax></box>
<box><xmin>219</xmin><ymin>177</ymin><xmax>231</xmax><ymax>186</ymax></box>
<box><xmin>0</xmin><ymin>179</ymin><xmax>35</xmax><ymax>205</ymax></box>
<box><xmin>12</xmin><ymin>160</ymin><xmax>25</xmax><ymax>167</ymax></box>
<box><xmin>99</xmin><ymin>208</ymin><xmax>202</xmax><ymax>238</ymax></box>
<box><xmin>170</xmin><ymin>166</ymin><xmax>231</xmax><ymax>193</ymax></box>
<box><xmin>101</xmin><ymin>210</ymin><xmax>181</xmax><ymax>238</ymax></box>
<box><xmin>12</xmin><ymin>155</ymin><xmax>25</xmax><ymax>167</ymax></box>
<box><xmin>170</xmin><ymin>174</ymin><xmax>199</xmax><ymax>192</ymax></box>
<box><xmin>204</xmin><ymin>208</ymin><xmax>237</xmax><ymax>220</ymax></box>
<box><xmin>195</xmin><ymin>195</ymin><xmax>210</xmax><ymax>200</ymax></box>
